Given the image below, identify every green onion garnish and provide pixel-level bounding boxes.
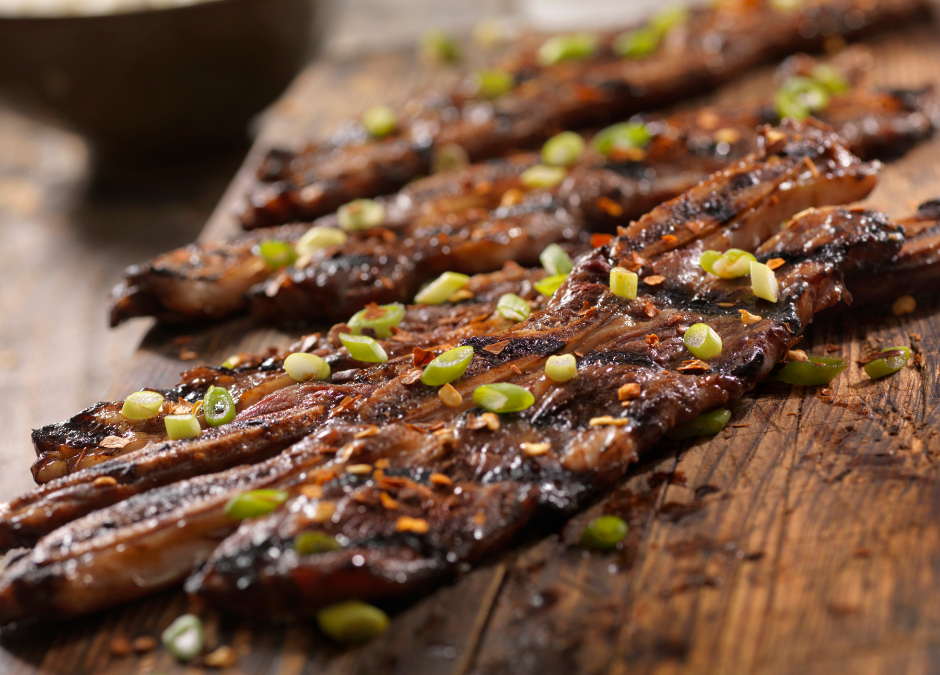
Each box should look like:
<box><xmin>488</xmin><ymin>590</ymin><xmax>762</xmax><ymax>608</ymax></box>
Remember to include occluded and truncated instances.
<box><xmin>649</xmin><ymin>6</ymin><xmax>689</xmax><ymax>35</ymax></box>
<box><xmin>348</xmin><ymin>302</ymin><xmax>405</xmax><ymax>338</ymax></box>
<box><xmin>545</xmin><ymin>353</ymin><xmax>577</xmax><ymax>383</ymax></box>
<box><xmin>165</xmin><ymin>414</ymin><xmax>201</xmax><ymax>440</ymax></box>
<box><xmin>593</xmin><ymin>121</ymin><xmax>653</xmax><ymax>160</ymax></box>
<box><xmin>810</xmin><ymin>64</ymin><xmax>850</xmax><ymax>94</ymax></box>
<box><xmin>775</xmin><ymin>76</ymin><xmax>830</xmax><ymax>121</ymax></box>
<box><xmin>161</xmin><ymin>614</ymin><xmax>205</xmax><ymax>662</ymax></box>
<box><xmin>614</xmin><ymin>27</ymin><xmax>660</xmax><ymax>59</ymax></box>
<box><xmin>432</xmin><ymin>143</ymin><xmax>470</xmax><ymax>173</ymax></box>
<box><xmin>284</xmin><ymin>352</ymin><xmax>331</xmax><ymax>382</ymax></box>
<box><xmin>541</xmin><ymin>131</ymin><xmax>585</xmax><ymax>167</ymax></box>
<box><xmin>683</xmin><ymin>323</ymin><xmax>722</xmax><ymax>360</ymax></box>
<box><xmin>750</xmin><ymin>261</ymin><xmax>779</xmax><ymax>303</ymax></box>
<box><xmin>473</xmin><ymin>69</ymin><xmax>515</xmax><ymax>99</ymax></box>
<box><xmin>473</xmin><ymin>383</ymin><xmax>535</xmax><ymax>413</ymax></box>
<box><xmin>338</xmin><ymin>333</ymin><xmax>388</xmax><ymax>363</ymax></box>
<box><xmin>580</xmin><ymin>515</ymin><xmax>628</xmax><ymax>551</ymax></box>
<box><xmin>120</xmin><ymin>390</ymin><xmax>164</xmax><ymax>420</ymax></box>
<box><xmin>497</xmin><ymin>293</ymin><xmax>531</xmax><ymax>322</ymax></box>
<box><xmin>338</xmin><ymin>199</ymin><xmax>386</xmax><ymax>232</ymax></box>
<box><xmin>421</xmin><ymin>345</ymin><xmax>474</xmax><ymax>386</ymax></box>
<box><xmin>540</xmin><ymin>243</ymin><xmax>573</xmax><ymax>276</ymax></box>
<box><xmin>203</xmin><ymin>385</ymin><xmax>236</xmax><ymax>428</ymax></box>
<box><xmin>421</xmin><ymin>28</ymin><xmax>461</xmax><ymax>63</ymax></box>
<box><xmin>700</xmin><ymin>248</ymin><xmax>756</xmax><ymax>278</ymax></box>
<box><xmin>316</xmin><ymin>601</ymin><xmax>390</xmax><ymax>645</ymax></box>
<box><xmin>294</xmin><ymin>531</ymin><xmax>341</xmax><ymax>555</ymax></box>
<box><xmin>224</xmin><ymin>489</ymin><xmax>289</xmax><ymax>520</ymax></box>
<box><xmin>864</xmin><ymin>346</ymin><xmax>911</xmax><ymax>380</ymax></box>
<box><xmin>362</xmin><ymin>104</ymin><xmax>397</xmax><ymax>138</ymax></box>
<box><xmin>610</xmin><ymin>266</ymin><xmax>638</xmax><ymax>299</ymax></box>
<box><xmin>520</xmin><ymin>165</ymin><xmax>567</xmax><ymax>189</ymax></box>
<box><xmin>534</xmin><ymin>274</ymin><xmax>568</xmax><ymax>297</ymax></box>
<box><xmin>537</xmin><ymin>33</ymin><xmax>598</xmax><ymax>66</ymax></box>
<box><xmin>665</xmin><ymin>408</ymin><xmax>731</xmax><ymax>440</ymax></box>
<box><xmin>258</xmin><ymin>239</ymin><xmax>297</xmax><ymax>269</ymax></box>
<box><xmin>775</xmin><ymin>355</ymin><xmax>848</xmax><ymax>385</ymax></box>
<box><xmin>296</xmin><ymin>226</ymin><xmax>347</xmax><ymax>256</ymax></box>
<box><xmin>414</xmin><ymin>271</ymin><xmax>470</xmax><ymax>305</ymax></box>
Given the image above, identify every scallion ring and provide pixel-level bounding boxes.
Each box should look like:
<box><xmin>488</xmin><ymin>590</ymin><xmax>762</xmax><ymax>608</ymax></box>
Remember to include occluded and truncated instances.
<box><xmin>421</xmin><ymin>28</ymin><xmax>461</xmax><ymax>63</ymax></box>
<box><xmin>750</xmin><ymin>261</ymin><xmax>779</xmax><ymax>303</ymax></box>
<box><xmin>121</xmin><ymin>390</ymin><xmax>164</xmax><ymax>420</ymax></box>
<box><xmin>864</xmin><ymin>346</ymin><xmax>911</xmax><ymax>380</ymax></box>
<box><xmin>593</xmin><ymin>121</ymin><xmax>652</xmax><ymax>159</ymax></box>
<box><xmin>258</xmin><ymin>239</ymin><xmax>297</xmax><ymax>269</ymax></box>
<box><xmin>665</xmin><ymin>408</ymin><xmax>731</xmax><ymax>440</ymax></box>
<box><xmin>473</xmin><ymin>382</ymin><xmax>535</xmax><ymax>413</ymax></box>
<box><xmin>294</xmin><ymin>531</ymin><xmax>341</xmax><ymax>555</ymax></box>
<box><xmin>537</xmin><ymin>33</ymin><xmax>598</xmax><ymax>66</ymax></box>
<box><xmin>540</xmin><ymin>243</ymin><xmax>573</xmax><ymax>276</ymax></box>
<box><xmin>545</xmin><ymin>353</ymin><xmax>577</xmax><ymax>382</ymax></box>
<box><xmin>421</xmin><ymin>345</ymin><xmax>474</xmax><ymax>386</ymax></box>
<box><xmin>496</xmin><ymin>293</ymin><xmax>531</xmax><ymax>322</ymax></box>
<box><xmin>473</xmin><ymin>69</ymin><xmax>515</xmax><ymax>99</ymax></box>
<box><xmin>683</xmin><ymin>323</ymin><xmax>722</xmax><ymax>360</ymax></box>
<box><xmin>775</xmin><ymin>355</ymin><xmax>848</xmax><ymax>386</ymax></box>
<box><xmin>203</xmin><ymin>385</ymin><xmax>236</xmax><ymax>427</ymax></box>
<box><xmin>224</xmin><ymin>489</ymin><xmax>289</xmax><ymax>520</ymax></box>
<box><xmin>610</xmin><ymin>266</ymin><xmax>638</xmax><ymax>299</ymax></box>
<box><xmin>580</xmin><ymin>515</ymin><xmax>628</xmax><ymax>551</ymax></box>
<box><xmin>775</xmin><ymin>76</ymin><xmax>831</xmax><ymax>121</ymax></box>
<box><xmin>338</xmin><ymin>333</ymin><xmax>389</xmax><ymax>363</ymax></box>
<box><xmin>284</xmin><ymin>352</ymin><xmax>331</xmax><ymax>382</ymax></box>
<box><xmin>414</xmin><ymin>271</ymin><xmax>470</xmax><ymax>305</ymax></box>
<box><xmin>534</xmin><ymin>274</ymin><xmax>568</xmax><ymax>297</ymax></box>
<box><xmin>348</xmin><ymin>302</ymin><xmax>405</xmax><ymax>338</ymax></box>
<box><xmin>541</xmin><ymin>131</ymin><xmax>585</xmax><ymax>167</ymax></box>
<box><xmin>296</xmin><ymin>226</ymin><xmax>347</xmax><ymax>256</ymax></box>
<box><xmin>705</xmin><ymin>248</ymin><xmax>756</xmax><ymax>279</ymax></box>
<box><xmin>165</xmin><ymin>414</ymin><xmax>201</xmax><ymax>440</ymax></box>
<box><xmin>614</xmin><ymin>27</ymin><xmax>660</xmax><ymax>59</ymax></box>
<box><xmin>316</xmin><ymin>601</ymin><xmax>390</xmax><ymax>645</ymax></box>
<box><xmin>338</xmin><ymin>198</ymin><xmax>385</xmax><ymax>232</ymax></box>
<box><xmin>520</xmin><ymin>164</ymin><xmax>567</xmax><ymax>189</ymax></box>
<box><xmin>361</xmin><ymin>104</ymin><xmax>397</xmax><ymax>138</ymax></box>
<box><xmin>161</xmin><ymin>614</ymin><xmax>205</xmax><ymax>662</ymax></box>
<box><xmin>810</xmin><ymin>63</ymin><xmax>850</xmax><ymax>94</ymax></box>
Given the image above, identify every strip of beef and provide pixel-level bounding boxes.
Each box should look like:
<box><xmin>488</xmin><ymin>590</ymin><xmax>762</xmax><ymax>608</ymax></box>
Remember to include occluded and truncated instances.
<box><xmin>109</xmin><ymin>79</ymin><xmax>933</xmax><ymax>327</ymax></box>
<box><xmin>237</xmin><ymin>0</ymin><xmax>928</xmax><ymax>228</ymax></box>
<box><xmin>0</xmin><ymin>122</ymin><xmax>891</xmax><ymax>623</ymax></box>
<box><xmin>34</xmin><ymin>264</ymin><xmax>550</xmax><ymax>486</ymax></box>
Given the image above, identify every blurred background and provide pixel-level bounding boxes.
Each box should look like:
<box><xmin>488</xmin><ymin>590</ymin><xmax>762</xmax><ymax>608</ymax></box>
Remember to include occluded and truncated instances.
<box><xmin>0</xmin><ymin>0</ymin><xmax>668</xmax><ymax>501</ymax></box>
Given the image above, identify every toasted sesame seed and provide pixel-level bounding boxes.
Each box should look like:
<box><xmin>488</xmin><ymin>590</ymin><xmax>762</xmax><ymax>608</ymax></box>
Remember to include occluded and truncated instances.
<box><xmin>892</xmin><ymin>294</ymin><xmax>916</xmax><ymax>316</ymax></box>
<box><xmin>346</xmin><ymin>464</ymin><xmax>373</xmax><ymax>475</ymax></box>
<box><xmin>429</xmin><ymin>472</ymin><xmax>453</xmax><ymax>486</ymax></box>
<box><xmin>380</xmin><ymin>492</ymin><xmax>399</xmax><ymax>509</ymax></box>
<box><xmin>739</xmin><ymin>309</ymin><xmax>761</xmax><ymax>325</ymax></box>
<box><xmin>449</xmin><ymin>289</ymin><xmax>475</xmax><ymax>302</ymax></box>
<box><xmin>501</xmin><ymin>187</ymin><xmax>524</xmax><ymax>207</ymax></box>
<box><xmin>521</xmin><ymin>442</ymin><xmax>550</xmax><ymax>456</ymax></box>
<box><xmin>204</xmin><ymin>645</ymin><xmax>238</xmax><ymax>669</ymax></box>
<box><xmin>439</xmin><ymin>383</ymin><xmax>463</xmax><ymax>408</ymax></box>
<box><xmin>354</xmin><ymin>426</ymin><xmax>379</xmax><ymax>439</ymax></box>
<box><xmin>299</xmin><ymin>484</ymin><xmax>323</xmax><ymax>500</ymax></box>
<box><xmin>589</xmin><ymin>416</ymin><xmax>630</xmax><ymax>427</ymax></box>
<box><xmin>643</xmin><ymin>275</ymin><xmax>665</xmax><ymax>285</ymax></box>
<box><xmin>786</xmin><ymin>349</ymin><xmax>808</xmax><ymax>362</ymax></box>
<box><xmin>396</xmin><ymin>516</ymin><xmax>430</xmax><ymax>534</ymax></box>
<box><xmin>93</xmin><ymin>476</ymin><xmax>117</xmax><ymax>487</ymax></box>
<box><xmin>714</xmin><ymin>127</ymin><xmax>741</xmax><ymax>144</ymax></box>
<box><xmin>481</xmin><ymin>412</ymin><xmax>500</xmax><ymax>430</ymax></box>
<box><xmin>312</xmin><ymin>501</ymin><xmax>336</xmax><ymax>523</ymax></box>
<box><xmin>618</xmin><ymin>382</ymin><xmax>641</xmax><ymax>401</ymax></box>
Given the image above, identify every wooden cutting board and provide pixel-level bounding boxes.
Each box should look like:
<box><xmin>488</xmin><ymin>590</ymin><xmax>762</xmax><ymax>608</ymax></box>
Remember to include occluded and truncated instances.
<box><xmin>3</xmin><ymin>25</ymin><xmax>940</xmax><ymax>675</ymax></box>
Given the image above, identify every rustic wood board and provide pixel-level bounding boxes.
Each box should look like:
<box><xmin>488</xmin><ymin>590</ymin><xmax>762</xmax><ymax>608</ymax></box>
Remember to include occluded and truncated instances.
<box><xmin>3</xmin><ymin>25</ymin><xmax>940</xmax><ymax>675</ymax></box>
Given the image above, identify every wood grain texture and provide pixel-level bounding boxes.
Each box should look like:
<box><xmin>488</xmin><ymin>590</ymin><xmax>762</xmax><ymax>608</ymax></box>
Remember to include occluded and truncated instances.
<box><xmin>2</xmin><ymin>24</ymin><xmax>940</xmax><ymax>675</ymax></box>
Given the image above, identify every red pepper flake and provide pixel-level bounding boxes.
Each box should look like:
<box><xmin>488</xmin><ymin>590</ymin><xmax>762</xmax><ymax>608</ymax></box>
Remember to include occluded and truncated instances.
<box><xmin>396</xmin><ymin>516</ymin><xmax>429</xmax><ymax>534</ymax></box>
<box><xmin>473</xmin><ymin>511</ymin><xmax>487</xmax><ymax>526</ymax></box>
<box><xmin>574</xmin><ymin>351</ymin><xmax>584</xmax><ymax>357</ymax></box>
<box><xmin>643</xmin><ymin>275</ymin><xmax>665</xmax><ymax>286</ymax></box>
<box><xmin>731</xmin><ymin>423</ymin><xmax>750</xmax><ymax>428</ymax></box>
<box><xmin>678</xmin><ymin>359</ymin><xmax>711</xmax><ymax>373</ymax></box>
<box><xmin>401</xmin><ymin>369</ymin><xmax>423</xmax><ymax>385</ymax></box>
<box><xmin>591</xmin><ymin>233</ymin><xmax>614</xmax><ymax>248</ymax></box>
<box><xmin>429</xmin><ymin>472</ymin><xmax>453</xmax><ymax>487</ymax></box>
<box><xmin>361</xmin><ymin>303</ymin><xmax>386</xmax><ymax>320</ymax></box>
<box><xmin>766</xmin><ymin>258</ymin><xmax>785</xmax><ymax>270</ymax></box>
<box><xmin>483</xmin><ymin>340</ymin><xmax>511</xmax><ymax>355</ymax></box>
<box><xmin>333</xmin><ymin>396</ymin><xmax>357</xmax><ymax>416</ymax></box>
<box><xmin>820</xmin><ymin>388</ymin><xmax>833</xmax><ymax>397</ymax></box>
<box><xmin>380</xmin><ymin>492</ymin><xmax>399</xmax><ymax>510</ymax></box>
<box><xmin>646</xmin><ymin>334</ymin><xmax>659</xmax><ymax>346</ymax></box>
<box><xmin>353</xmin><ymin>426</ymin><xmax>379</xmax><ymax>439</ymax></box>
<box><xmin>826</xmin><ymin>344</ymin><xmax>843</xmax><ymax>353</ymax></box>
<box><xmin>618</xmin><ymin>382</ymin><xmax>641</xmax><ymax>401</ymax></box>
<box><xmin>474</xmin><ymin>180</ymin><xmax>493</xmax><ymax>195</ymax></box>
<box><xmin>642</xmin><ymin>301</ymin><xmax>660</xmax><ymax>318</ymax></box>
<box><xmin>413</xmin><ymin>346</ymin><xmax>435</xmax><ymax>368</ymax></box>
<box><xmin>910</xmin><ymin>333</ymin><xmax>922</xmax><ymax>341</ymax></box>
<box><xmin>596</xmin><ymin>196</ymin><xmax>624</xmax><ymax>217</ymax></box>
<box><xmin>661</xmin><ymin>234</ymin><xmax>678</xmax><ymax>244</ymax></box>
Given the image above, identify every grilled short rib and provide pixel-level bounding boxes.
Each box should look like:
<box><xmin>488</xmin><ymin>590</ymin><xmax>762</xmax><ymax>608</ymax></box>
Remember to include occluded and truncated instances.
<box><xmin>108</xmin><ymin>79</ymin><xmax>927</xmax><ymax>327</ymax></box>
<box><xmin>0</xmin><ymin>123</ymin><xmax>900</xmax><ymax>623</ymax></box>
<box><xmin>237</xmin><ymin>0</ymin><xmax>928</xmax><ymax>229</ymax></box>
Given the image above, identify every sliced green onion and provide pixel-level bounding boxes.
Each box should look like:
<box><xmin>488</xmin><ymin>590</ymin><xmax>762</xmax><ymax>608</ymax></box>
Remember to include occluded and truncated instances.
<box><xmin>473</xmin><ymin>383</ymin><xmax>535</xmax><ymax>414</ymax></box>
<box><xmin>811</xmin><ymin>64</ymin><xmax>850</xmax><ymax>94</ymax></box>
<box><xmin>432</xmin><ymin>143</ymin><xmax>470</xmax><ymax>173</ymax></box>
<box><xmin>294</xmin><ymin>531</ymin><xmax>341</xmax><ymax>555</ymax></box>
<box><xmin>348</xmin><ymin>303</ymin><xmax>405</xmax><ymax>338</ymax></box>
<box><xmin>284</xmin><ymin>352</ymin><xmax>331</xmax><ymax>382</ymax></box>
<box><xmin>473</xmin><ymin>69</ymin><xmax>515</xmax><ymax>99</ymax></box>
<box><xmin>165</xmin><ymin>414</ymin><xmax>201</xmax><ymax>440</ymax></box>
<box><xmin>224</xmin><ymin>489</ymin><xmax>289</xmax><ymax>520</ymax></box>
<box><xmin>317</xmin><ymin>601</ymin><xmax>389</xmax><ymax>645</ymax></box>
<box><xmin>121</xmin><ymin>390</ymin><xmax>164</xmax><ymax>420</ymax></box>
<box><xmin>614</xmin><ymin>27</ymin><xmax>660</xmax><ymax>59</ymax></box>
<box><xmin>534</xmin><ymin>274</ymin><xmax>568</xmax><ymax>297</ymax></box>
<box><xmin>580</xmin><ymin>515</ymin><xmax>628</xmax><ymax>551</ymax></box>
<box><xmin>541</xmin><ymin>131</ymin><xmax>585</xmax><ymax>167</ymax></box>
<box><xmin>545</xmin><ymin>353</ymin><xmax>577</xmax><ymax>383</ymax></box>
<box><xmin>683</xmin><ymin>323</ymin><xmax>722</xmax><ymax>360</ymax></box>
<box><xmin>203</xmin><ymin>385</ymin><xmax>236</xmax><ymax>428</ymax></box>
<box><xmin>540</xmin><ymin>243</ymin><xmax>573</xmax><ymax>276</ymax></box>
<box><xmin>775</xmin><ymin>76</ymin><xmax>831</xmax><ymax>121</ymax></box>
<box><xmin>593</xmin><ymin>122</ymin><xmax>653</xmax><ymax>159</ymax></box>
<box><xmin>258</xmin><ymin>239</ymin><xmax>297</xmax><ymax>269</ymax></box>
<box><xmin>537</xmin><ymin>33</ymin><xmax>598</xmax><ymax>66</ymax></box>
<box><xmin>161</xmin><ymin>614</ymin><xmax>205</xmax><ymax>662</ymax></box>
<box><xmin>421</xmin><ymin>28</ymin><xmax>461</xmax><ymax>63</ymax></box>
<box><xmin>338</xmin><ymin>333</ymin><xmax>388</xmax><ymax>363</ymax></box>
<box><xmin>649</xmin><ymin>6</ymin><xmax>689</xmax><ymax>35</ymax></box>
<box><xmin>665</xmin><ymin>408</ymin><xmax>731</xmax><ymax>440</ymax></box>
<box><xmin>708</xmin><ymin>249</ymin><xmax>756</xmax><ymax>279</ymax></box>
<box><xmin>775</xmin><ymin>355</ymin><xmax>848</xmax><ymax>385</ymax></box>
<box><xmin>497</xmin><ymin>293</ymin><xmax>531</xmax><ymax>322</ymax></box>
<box><xmin>421</xmin><ymin>345</ymin><xmax>474</xmax><ymax>386</ymax></box>
<box><xmin>414</xmin><ymin>271</ymin><xmax>470</xmax><ymax>305</ymax></box>
<box><xmin>864</xmin><ymin>346</ymin><xmax>911</xmax><ymax>380</ymax></box>
<box><xmin>520</xmin><ymin>165</ymin><xmax>567</xmax><ymax>189</ymax></box>
<box><xmin>338</xmin><ymin>199</ymin><xmax>386</xmax><ymax>232</ymax></box>
<box><xmin>699</xmin><ymin>250</ymin><xmax>722</xmax><ymax>275</ymax></box>
<box><xmin>750</xmin><ymin>261</ymin><xmax>779</xmax><ymax>303</ymax></box>
<box><xmin>361</xmin><ymin>104</ymin><xmax>397</xmax><ymax>138</ymax></box>
<box><xmin>296</xmin><ymin>226</ymin><xmax>347</xmax><ymax>256</ymax></box>
<box><xmin>610</xmin><ymin>266</ymin><xmax>638</xmax><ymax>299</ymax></box>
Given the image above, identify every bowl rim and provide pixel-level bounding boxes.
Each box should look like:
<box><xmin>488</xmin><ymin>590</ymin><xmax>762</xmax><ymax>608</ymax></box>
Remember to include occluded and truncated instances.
<box><xmin>0</xmin><ymin>0</ymin><xmax>256</xmax><ymax>23</ymax></box>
